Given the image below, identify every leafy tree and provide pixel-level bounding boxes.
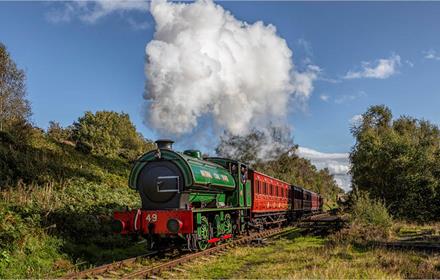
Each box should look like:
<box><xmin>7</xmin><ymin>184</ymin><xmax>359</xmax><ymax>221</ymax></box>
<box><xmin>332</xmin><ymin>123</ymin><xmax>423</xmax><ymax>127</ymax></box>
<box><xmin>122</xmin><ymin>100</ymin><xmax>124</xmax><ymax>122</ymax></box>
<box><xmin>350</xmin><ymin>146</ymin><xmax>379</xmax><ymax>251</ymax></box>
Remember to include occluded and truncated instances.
<box><xmin>0</xmin><ymin>43</ymin><xmax>31</xmax><ymax>132</ymax></box>
<box><xmin>72</xmin><ymin>111</ymin><xmax>154</xmax><ymax>159</ymax></box>
<box><xmin>350</xmin><ymin>105</ymin><xmax>440</xmax><ymax>221</ymax></box>
<box><xmin>216</xmin><ymin>125</ymin><xmax>293</xmax><ymax>164</ymax></box>
<box><xmin>47</xmin><ymin>121</ymin><xmax>73</xmax><ymax>143</ymax></box>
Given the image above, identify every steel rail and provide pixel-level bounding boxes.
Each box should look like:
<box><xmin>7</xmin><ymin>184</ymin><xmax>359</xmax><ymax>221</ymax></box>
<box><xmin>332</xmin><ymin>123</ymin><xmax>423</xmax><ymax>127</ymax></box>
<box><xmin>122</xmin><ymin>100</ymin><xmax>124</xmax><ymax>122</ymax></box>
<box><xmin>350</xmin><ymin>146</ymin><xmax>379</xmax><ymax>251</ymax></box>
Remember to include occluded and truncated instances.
<box><xmin>63</xmin><ymin>251</ymin><xmax>159</xmax><ymax>279</ymax></box>
<box><xmin>369</xmin><ymin>241</ymin><xmax>440</xmax><ymax>251</ymax></box>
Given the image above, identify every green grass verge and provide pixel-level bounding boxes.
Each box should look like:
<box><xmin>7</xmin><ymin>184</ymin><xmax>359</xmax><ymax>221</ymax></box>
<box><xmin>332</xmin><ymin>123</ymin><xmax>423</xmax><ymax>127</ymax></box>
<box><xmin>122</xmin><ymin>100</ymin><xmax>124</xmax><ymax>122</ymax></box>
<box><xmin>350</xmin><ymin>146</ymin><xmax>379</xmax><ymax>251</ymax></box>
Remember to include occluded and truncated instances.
<box><xmin>172</xmin><ymin>230</ymin><xmax>440</xmax><ymax>279</ymax></box>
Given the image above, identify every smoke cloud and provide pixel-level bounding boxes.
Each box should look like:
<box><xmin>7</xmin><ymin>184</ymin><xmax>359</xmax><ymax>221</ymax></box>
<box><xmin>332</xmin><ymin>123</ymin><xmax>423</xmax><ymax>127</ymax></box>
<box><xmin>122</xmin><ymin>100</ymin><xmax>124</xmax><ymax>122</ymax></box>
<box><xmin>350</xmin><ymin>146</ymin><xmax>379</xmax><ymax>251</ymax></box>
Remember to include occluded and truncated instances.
<box><xmin>144</xmin><ymin>0</ymin><xmax>317</xmax><ymax>137</ymax></box>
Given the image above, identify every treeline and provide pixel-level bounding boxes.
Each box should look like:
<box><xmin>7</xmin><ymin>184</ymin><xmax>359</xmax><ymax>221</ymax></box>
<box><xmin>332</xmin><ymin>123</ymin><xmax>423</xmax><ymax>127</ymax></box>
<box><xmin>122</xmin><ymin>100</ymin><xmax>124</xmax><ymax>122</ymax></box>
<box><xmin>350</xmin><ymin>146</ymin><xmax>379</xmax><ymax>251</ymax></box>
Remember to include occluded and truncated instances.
<box><xmin>350</xmin><ymin>105</ymin><xmax>440</xmax><ymax>222</ymax></box>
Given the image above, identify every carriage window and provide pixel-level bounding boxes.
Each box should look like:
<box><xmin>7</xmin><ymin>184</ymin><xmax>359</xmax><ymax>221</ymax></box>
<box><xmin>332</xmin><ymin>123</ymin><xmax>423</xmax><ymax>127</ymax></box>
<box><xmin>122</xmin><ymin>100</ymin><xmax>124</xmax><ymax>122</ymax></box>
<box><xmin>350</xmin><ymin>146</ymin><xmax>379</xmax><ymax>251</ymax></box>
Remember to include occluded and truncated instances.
<box><xmin>156</xmin><ymin>176</ymin><xmax>179</xmax><ymax>192</ymax></box>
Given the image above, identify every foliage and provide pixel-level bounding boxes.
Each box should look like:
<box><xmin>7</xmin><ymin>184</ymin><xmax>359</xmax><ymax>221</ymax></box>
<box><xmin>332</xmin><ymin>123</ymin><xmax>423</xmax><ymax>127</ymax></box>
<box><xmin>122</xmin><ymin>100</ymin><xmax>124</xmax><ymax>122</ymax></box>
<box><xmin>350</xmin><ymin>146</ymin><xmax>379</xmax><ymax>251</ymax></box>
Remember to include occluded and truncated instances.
<box><xmin>72</xmin><ymin>111</ymin><xmax>154</xmax><ymax>160</ymax></box>
<box><xmin>0</xmin><ymin>43</ymin><xmax>32</xmax><ymax>142</ymax></box>
<box><xmin>47</xmin><ymin>121</ymin><xmax>73</xmax><ymax>143</ymax></box>
<box><xmin>350</xmin><ymin>191</ymin><xmax>392</xmax><ymax>230</ymax></box>
<box><xmin>0</xmin><ymin>202</ymin><xmax>66</xmax><ymax>278</ymax></box>
<box><xmin>216</xmin><ymin>125</ymin><xmax>293</xmax><ymax>164</ymax></box>
<box><xmin>0</xmin><ymin>128</ymin><xmax>129</xmax><ymax>187</ymax></box>
<box><xmin>330</xmin><ymin>191</ymin><xmax>393</xmax><ymax>245</ymax></box>
<box><xmin>0</xmin><ymin>130</ymin><xmax>146</xmax><ymax>277</ymax></box>
<box><xmin>350</xmin><ymin>105</ymin><xmax>440</xmax><ymax>221</ymax></box>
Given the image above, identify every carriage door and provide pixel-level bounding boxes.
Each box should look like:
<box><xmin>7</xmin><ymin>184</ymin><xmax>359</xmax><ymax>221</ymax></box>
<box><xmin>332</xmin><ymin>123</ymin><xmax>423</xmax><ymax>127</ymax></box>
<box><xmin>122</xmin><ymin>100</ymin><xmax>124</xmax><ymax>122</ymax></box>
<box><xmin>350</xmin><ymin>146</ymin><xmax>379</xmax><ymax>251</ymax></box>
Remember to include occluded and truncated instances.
<box><xmin>240</xmin><ymin>164</ymin><xmax>251</xmax><ymax>207</ymax></box>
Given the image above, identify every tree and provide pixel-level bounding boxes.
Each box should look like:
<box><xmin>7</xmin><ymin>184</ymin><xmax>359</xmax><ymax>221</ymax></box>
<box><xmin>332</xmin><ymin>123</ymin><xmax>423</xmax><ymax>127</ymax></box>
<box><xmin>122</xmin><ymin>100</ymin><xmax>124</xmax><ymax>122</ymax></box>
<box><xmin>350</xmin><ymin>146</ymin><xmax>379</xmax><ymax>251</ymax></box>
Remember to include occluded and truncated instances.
<box><xmin>216</xmin><ymin>125</ymin><xmax>293</xmax><ymax>164</ymax></box>
<box><xmin>350</xmin><ymin>105</ymin><xmax>440</xmax><ymax>221</ymax></box>
<box><xmin>47</xmin><ymin>121</ymin><xmax>73</xmax><ymax>143</ymax></box>
<box><xmin>72</xmin><ymin>111</ymin><xmax>154</xmax><ymax>159</ymax></box>
<box><xmin>0</xmin><ymin>43</ymin><xmax>31</xmax><ymax>132</ymax></box>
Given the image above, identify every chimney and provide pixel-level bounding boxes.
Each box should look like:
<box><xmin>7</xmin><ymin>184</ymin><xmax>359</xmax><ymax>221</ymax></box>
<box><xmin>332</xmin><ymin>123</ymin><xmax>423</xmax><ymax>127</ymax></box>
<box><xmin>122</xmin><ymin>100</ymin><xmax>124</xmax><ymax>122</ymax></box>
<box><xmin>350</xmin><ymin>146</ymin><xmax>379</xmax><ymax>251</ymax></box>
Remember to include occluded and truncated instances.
<box><xmin>155</xmin><ymin>139</ymin><xmax>174</xmax><ymax>150</ymax></box>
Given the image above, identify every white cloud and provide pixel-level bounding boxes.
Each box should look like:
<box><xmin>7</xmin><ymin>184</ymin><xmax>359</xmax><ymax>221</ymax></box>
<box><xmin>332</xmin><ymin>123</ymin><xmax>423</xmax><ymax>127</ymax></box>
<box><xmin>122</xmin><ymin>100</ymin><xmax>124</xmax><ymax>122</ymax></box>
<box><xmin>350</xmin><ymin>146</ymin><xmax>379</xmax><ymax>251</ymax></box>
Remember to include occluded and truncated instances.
<box><xmin>144</xmin><ymin>0</ymin><xmax>319</xmax><ymax>137</ymax></box>
<box><xmin>423</xmin><ymin>49</ymin><xmax>440</xmax><ymax>61</ymax></box>
<box><xmin>320</xmin><ymin>94</ymin><xmax>329</xmax><ymax>102</ymax></box>
<box><xmin>349</xmin><ymin>114</ymin><xmax>363</xmax><ymax>126</ymax></box>
<box><xmin>318</xmin><ymin>77</ymin><xmax>341</xmax><ymax>84</ymax></box>
<box><xmin>297</xmin><ymin>38</ymin><xmax>313</xmax><ymax>58</ymax></box>
<box><xmin>344</xmin><ymin>54</ymin><xmax>401</xmax><ymax>79</ymax></box>
<box><xmin>296</xmin><ymin>147</ymin><xmax>351</xmax><ymax>191</ymax></box>
<box><xmin>46</xmin><ymin>0</ymin><xmax>149</xmax><ymax>25</ymax></box>
<box><xmin>334</xmin><ymin>91</ymin><xmax>366</xmax><ymax>104</ymax></box>
<box><xmin>405</xmin><ymin>60</ymin><xmax>414</xmax><ymax>67</ymax></box>
<box><xmin>127</xmin><ymin>17</ymin><xmax>150</xmax><ymax>30</ymax></box>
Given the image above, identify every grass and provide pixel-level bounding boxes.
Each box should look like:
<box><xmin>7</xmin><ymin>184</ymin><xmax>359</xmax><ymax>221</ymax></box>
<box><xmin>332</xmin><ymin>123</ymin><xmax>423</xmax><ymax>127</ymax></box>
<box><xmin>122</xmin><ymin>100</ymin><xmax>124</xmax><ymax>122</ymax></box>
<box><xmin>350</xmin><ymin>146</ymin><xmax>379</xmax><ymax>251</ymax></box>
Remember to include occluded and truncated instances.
<box><xmin>171</xmin><ymin>230</ymin><xmax>440</xmax><ymax>279</ymax></box>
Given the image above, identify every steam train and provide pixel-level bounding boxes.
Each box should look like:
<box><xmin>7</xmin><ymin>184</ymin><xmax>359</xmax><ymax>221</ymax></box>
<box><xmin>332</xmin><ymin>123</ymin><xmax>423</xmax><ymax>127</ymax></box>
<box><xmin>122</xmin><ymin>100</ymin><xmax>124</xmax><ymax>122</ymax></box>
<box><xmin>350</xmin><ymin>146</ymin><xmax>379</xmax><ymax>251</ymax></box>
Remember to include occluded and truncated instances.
<box><xmin>113</xmin><ymin>140</ymin><xmax>323</xmax><ymax>250</ymax></box>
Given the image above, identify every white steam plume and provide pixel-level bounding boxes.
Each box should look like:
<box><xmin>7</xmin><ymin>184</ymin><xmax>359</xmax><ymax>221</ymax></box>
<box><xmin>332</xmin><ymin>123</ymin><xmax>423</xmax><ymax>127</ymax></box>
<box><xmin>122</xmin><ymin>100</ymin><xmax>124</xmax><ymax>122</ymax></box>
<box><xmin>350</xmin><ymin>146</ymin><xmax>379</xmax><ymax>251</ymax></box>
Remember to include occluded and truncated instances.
<box><xmin>144</xmin><ymin>0</ymin><xmax>317</xmax><ymax>137</ymax></box>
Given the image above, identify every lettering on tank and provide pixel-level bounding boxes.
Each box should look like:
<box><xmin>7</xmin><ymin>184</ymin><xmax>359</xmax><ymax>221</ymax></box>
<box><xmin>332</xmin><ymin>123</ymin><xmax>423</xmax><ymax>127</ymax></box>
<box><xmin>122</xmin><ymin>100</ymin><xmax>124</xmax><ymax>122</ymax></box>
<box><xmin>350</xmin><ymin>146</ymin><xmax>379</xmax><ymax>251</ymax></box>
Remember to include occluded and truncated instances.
<box><xmin>200</xmin><ymin>170</ymin><xmax>213</xmax><ymax>178</ymax></box>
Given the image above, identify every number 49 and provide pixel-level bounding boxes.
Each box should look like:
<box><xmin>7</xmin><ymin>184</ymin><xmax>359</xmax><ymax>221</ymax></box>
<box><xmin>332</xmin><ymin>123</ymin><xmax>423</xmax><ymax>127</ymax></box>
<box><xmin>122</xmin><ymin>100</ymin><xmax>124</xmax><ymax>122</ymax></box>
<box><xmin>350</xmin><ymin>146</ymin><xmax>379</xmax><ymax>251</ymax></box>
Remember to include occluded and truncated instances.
<box><xmin>146</xmin><ymin>214</ymin><xmax>158</xmax><ymax>222</ymax></box>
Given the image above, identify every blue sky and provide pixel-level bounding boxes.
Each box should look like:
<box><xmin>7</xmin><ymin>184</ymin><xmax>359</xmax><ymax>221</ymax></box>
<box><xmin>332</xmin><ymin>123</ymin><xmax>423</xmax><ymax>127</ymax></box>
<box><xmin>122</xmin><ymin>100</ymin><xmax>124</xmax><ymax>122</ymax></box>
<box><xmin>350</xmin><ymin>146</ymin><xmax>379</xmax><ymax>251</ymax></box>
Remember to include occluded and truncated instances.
<box><xmin>1</xmin><ymin>1</ymin><xmax>440</xmax><ymax>189</ymax></box>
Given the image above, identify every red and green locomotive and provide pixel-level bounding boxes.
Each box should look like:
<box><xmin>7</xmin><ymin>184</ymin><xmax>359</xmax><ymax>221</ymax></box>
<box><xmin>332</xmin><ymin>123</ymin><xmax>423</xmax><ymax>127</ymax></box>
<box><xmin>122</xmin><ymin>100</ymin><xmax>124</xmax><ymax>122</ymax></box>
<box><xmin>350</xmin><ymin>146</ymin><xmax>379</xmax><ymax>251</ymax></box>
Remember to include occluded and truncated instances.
<box><xmin>113</xmin><ymin>139</ymin><xmax>322</xmax><ymax>250</ymax></box>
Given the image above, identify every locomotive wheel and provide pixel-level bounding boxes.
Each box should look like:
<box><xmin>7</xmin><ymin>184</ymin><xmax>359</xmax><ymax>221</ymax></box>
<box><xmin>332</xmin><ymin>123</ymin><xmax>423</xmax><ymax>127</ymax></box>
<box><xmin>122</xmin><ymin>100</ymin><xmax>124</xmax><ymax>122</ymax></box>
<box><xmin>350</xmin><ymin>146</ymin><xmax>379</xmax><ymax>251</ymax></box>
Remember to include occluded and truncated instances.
<box><xmin>223</xmin><ymin>214</ymin><xmax>232</xmax><ymax>235</ymax></box>
<box><xmin>197</xmin><ymin>216</ymin><xmax>210</xmax><ymax>250</ymax></box>
<box><xmin>214</xmin><ymin>214</ymin><xmax>223</xmax><ymax>237</ymax></box>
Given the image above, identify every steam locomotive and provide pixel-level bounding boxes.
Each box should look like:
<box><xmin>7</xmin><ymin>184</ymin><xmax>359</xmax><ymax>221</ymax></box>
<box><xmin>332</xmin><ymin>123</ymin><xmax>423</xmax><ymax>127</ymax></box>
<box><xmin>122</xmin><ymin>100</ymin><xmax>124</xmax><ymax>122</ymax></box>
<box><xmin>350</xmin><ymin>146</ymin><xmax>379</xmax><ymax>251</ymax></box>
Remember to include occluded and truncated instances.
<box><xmin>113</xmin><ymin>139</ymin><xmax>322</xmax><ymax>250</ymax></box>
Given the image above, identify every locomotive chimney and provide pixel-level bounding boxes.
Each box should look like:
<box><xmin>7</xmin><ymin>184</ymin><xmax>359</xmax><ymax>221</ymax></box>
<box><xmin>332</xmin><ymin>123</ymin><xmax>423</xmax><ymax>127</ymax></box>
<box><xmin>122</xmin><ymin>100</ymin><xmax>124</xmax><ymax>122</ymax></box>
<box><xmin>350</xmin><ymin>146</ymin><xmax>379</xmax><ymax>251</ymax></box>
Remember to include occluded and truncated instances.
<box><xmin>155</xmin><ymin>139</ymin><xmax>174</xmax><ymax>150</ymax></box>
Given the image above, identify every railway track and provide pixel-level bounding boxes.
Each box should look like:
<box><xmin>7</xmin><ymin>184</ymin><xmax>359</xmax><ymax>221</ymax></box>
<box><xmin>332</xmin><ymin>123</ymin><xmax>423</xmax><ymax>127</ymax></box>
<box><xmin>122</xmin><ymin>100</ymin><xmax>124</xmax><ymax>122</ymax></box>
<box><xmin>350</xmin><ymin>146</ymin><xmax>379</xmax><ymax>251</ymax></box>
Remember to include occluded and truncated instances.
<box><xmin>64</xmin><ymin>213</ymin><xmax>341</xmax><ymax>279</ymax></box>
<box><xmin>369</xmin><ymin>241</ymin><xmax>440</xmax><ymax>252</ymax></box>
<box><xmin>63</xmin><ymin>251</ymin><xmax>162</xmax><ymax>279</ymax></box>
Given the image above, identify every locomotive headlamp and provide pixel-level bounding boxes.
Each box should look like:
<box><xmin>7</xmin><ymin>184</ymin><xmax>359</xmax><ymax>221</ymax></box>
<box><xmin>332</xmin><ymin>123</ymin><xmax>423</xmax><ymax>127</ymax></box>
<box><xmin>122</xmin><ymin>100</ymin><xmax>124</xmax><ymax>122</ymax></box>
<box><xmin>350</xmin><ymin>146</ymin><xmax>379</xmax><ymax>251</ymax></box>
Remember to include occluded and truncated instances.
<box><xmin>167</xmin><ymin>218</ymin><xmax>183</xmax><ymax>233</ymax></box>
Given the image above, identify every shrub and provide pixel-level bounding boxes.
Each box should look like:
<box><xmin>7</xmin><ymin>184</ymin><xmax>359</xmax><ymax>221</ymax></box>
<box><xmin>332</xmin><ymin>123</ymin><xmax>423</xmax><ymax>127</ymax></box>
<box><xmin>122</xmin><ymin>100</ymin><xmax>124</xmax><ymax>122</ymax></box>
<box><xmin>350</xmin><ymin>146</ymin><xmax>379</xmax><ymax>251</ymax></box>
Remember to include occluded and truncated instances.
<box><xmin>47</xmin><ymin>121</ymin><xmax>72</xmax><ymax>143</ymax></box>
<box><xmin>351</xmin><ymin>190</ymin><xmax>392</xmax><ymax>230</ymax></box>
<box><xmin>75</xmin><ymin>141</ymin><xmax>92</xmax><ymax>154</ymax></box>
<box><xmin>329</xmin><ymin>191</ymin><xmax>392</xmax><ymax>245</ymax></box>
<box><xmin>71</xmin><ymin>111</ymin><xmax>154</xmax><ymax>158</ymax></box>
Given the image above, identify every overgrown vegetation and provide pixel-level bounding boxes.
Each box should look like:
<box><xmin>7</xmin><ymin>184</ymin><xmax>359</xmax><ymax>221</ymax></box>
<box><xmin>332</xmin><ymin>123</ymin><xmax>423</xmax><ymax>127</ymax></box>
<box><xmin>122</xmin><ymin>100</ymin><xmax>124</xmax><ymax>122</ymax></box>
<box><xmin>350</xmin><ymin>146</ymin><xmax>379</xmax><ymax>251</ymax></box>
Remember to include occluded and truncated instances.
<box><xmin>331</xmin><ymin>191</ymin><xmax>393</xmax><ymax>245</ymax></box>
<box><xmin>350</xmin><ymin>191</ymin><xmax>392</xmax><ymax>229</ymax></box>
<box><xmin>350</xmin><ymin>105</ymin><xmax>440</xmax><ymax>222</ymax></box>
<box><xmin>72</xmin><ymin>111</ymin><xmax>154</xmax><ymax>160</ymax></box>
<box><xmin>0</xmin><ymin>131</ymin><xmax>150</xmax><ymax>277</ymax></box>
